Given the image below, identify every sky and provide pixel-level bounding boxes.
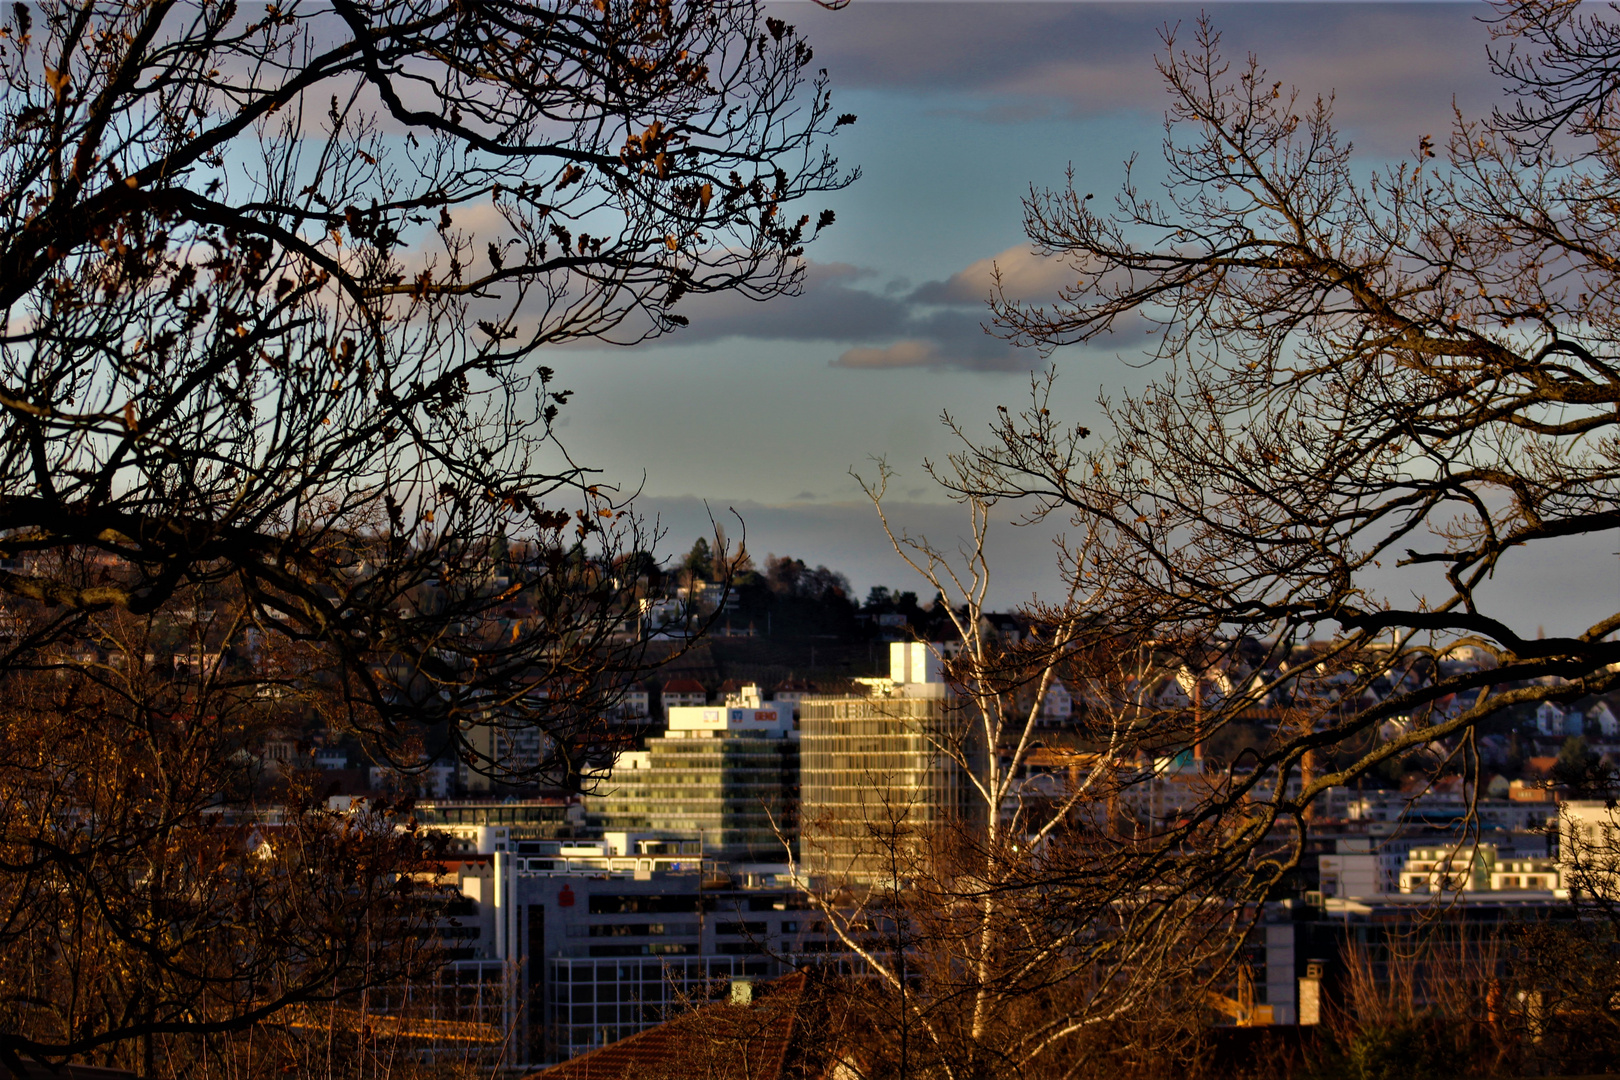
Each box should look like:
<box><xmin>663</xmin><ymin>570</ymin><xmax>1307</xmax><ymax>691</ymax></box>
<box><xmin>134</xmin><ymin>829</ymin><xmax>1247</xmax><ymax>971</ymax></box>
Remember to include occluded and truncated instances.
<box><xmin>540</xmin><ymin>2</ymin><xmax>1620</xmax><ymax>629</ymax></box>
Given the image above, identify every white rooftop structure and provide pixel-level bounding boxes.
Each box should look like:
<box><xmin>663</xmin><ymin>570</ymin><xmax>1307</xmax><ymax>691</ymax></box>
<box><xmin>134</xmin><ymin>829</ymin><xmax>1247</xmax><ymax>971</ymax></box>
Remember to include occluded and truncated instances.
<box><xmin>665</xmin><ymin>698</ymin><xmax>791</xmax><ymax>737</ymax></box>
<box><xmin>853</xmin><ymin>642</ymin><xmax>954</xmax><ymax>699</ymax></box>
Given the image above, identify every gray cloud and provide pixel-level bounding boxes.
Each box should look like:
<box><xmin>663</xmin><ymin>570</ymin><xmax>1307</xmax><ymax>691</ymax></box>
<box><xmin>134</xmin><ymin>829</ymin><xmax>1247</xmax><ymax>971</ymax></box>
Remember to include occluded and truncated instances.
<box><xmin>831</xmin><ymin>308</ymin><xmax>1025</xmax><ymax>371</ymax></box>
<box><xmin>832</xmin><ymin>341</ymin><xmax>1029</xmax><ymax>372</ymax></box>
<box><xmin>660</xmin><ymin>254</ymin><xmax>1034</xmax><ymax>370</ymax></box>
<box><xmin>667</xmin><ymin>261</ymin><xmax>908</xmax><ymax>344</ymax></box>
<box><xmin>835</xmin><ymin>340</ymin><xmax>937</xmax><ymax>369</ymax></box>
<box><xmin>786</xmin><ymin>2</ymin><xmax>1502</xmax><ymax>155</ymax></box>
<box><xmin>653</xmin><ymin>242</ymin><xmax>1155</xmax><ymax>372</ymax></box>
<box><xmin>826</xmin><ymin>304</ymin><xmax>1157</xmax><ymax>372</ymax></box>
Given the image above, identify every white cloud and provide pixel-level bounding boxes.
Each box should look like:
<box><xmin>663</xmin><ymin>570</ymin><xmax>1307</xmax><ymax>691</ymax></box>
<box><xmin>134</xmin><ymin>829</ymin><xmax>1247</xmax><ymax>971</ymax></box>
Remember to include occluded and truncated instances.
<box><xmin>835</xmin><ymin>339</ymin><xmax>943</xmax><ymax>369</ymax></box>
<box><xmin>910</xmin><ymin>243</ymin><xmax>1077</xmax><ymax>306</ymax></box>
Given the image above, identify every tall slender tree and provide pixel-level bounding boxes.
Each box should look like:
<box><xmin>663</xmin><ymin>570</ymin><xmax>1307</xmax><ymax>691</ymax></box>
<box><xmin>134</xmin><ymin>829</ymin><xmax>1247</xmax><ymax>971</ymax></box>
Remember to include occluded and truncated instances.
<box><xmin>792</xmin><ymin>461</ymin><xmax>1246</xmax><ymax>1080</ymax></box>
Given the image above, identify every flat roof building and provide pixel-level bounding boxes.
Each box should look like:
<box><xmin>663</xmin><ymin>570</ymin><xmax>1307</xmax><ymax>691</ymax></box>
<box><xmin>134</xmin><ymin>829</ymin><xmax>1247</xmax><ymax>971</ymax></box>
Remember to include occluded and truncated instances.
<box><xmin>422</xmin><ymin>848</ymin><xmax>829</xmax><ymax>1067</ymax></box>
<box><xmin>588</xmin><ymin>688</ymin><xmax>798</xmax><ymax>863</ymax></box>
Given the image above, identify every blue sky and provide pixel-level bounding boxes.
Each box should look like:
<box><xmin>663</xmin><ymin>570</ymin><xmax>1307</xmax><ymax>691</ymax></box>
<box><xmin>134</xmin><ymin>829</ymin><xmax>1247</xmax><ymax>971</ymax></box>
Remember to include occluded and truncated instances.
<box><xmin>541</xmin><ymin>3</ymin><xmax>1617</xmax><ymax>625</ymax></box>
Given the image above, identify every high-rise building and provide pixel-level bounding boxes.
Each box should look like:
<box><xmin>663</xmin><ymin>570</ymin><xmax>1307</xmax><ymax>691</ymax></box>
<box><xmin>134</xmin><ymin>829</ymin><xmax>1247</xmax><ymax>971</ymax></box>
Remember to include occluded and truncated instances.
<box><xmin>589</xmin><ymin>686</ymin><xmax>798</xmax><ymax>863</ymax></box>
<box><xmin>799</xmin><ymin>643</ymin><xmax>984</xmax><ymax>881</ymax></box>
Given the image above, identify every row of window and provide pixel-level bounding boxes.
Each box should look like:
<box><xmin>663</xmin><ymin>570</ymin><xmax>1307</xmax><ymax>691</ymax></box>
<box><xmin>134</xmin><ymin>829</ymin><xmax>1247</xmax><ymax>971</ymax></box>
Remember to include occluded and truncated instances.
<box><xmin>583</xmin><ymin>893</ymin><xmax>809</xmax><ymax>914</ymax></box>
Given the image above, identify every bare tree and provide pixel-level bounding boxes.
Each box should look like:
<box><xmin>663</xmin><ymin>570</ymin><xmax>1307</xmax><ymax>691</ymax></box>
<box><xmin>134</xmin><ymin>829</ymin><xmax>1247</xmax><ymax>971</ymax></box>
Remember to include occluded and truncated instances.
<box><xmin>0</xmin><ymin>0</ymin><xmax>853</xmax><ymax>784</ymax></box>
<box><xmin>0</xmin><ymin>0</ymin><xmax>852</xmax><ymax>1071</ymax></box>
<box><xmin>0</xmin><ymin>606</ymin><xmax>451</xmax><ymax>1076</ymax></box>
<box><xmin>885</xmin><ymin>0</ymin><xmax>1620</xmax><ymax>894</ymax></box>
<box><xmin>790</xmin><ymin>462</ymin><xmax>1251</xmax><ymax>1080</ymax></box>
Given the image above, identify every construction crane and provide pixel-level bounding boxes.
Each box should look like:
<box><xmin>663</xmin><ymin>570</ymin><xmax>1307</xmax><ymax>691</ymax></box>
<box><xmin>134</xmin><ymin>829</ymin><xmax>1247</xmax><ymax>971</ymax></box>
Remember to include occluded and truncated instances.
<box><xmin>1204</xmin><ymin>964</ymin><xmax>1274</xmax><ymax>1027</ymax></box>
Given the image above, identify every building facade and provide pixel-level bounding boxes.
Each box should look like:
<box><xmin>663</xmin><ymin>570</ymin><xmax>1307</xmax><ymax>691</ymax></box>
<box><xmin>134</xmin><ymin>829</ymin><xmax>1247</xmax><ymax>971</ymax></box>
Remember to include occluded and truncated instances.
<box><xmin>799</xmin><ymin>643</ymin><xmax>983</xmax><ymax>880</ymax></box>
<box><xmin>588</xmin><ymin>689</ymin><xmax>798</xmax><ymax>863</ymax></box>
<box><xmin>433</xmin><ymin>851</ymin><xmax>829</xmax><ymax>1066</ymax></box>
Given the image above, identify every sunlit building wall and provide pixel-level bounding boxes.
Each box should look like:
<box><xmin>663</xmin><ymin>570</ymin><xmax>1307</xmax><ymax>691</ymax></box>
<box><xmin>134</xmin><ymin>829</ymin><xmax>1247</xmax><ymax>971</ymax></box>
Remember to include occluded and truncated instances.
<box><xmin>799</xmin><ymin>643</ymin><xmax>984</xmax><ymax>880</ymax></box>
<box><xmin>589</xmin><ymin>691</ymin><xmax>798</xmax><ymax>862</ymax></box>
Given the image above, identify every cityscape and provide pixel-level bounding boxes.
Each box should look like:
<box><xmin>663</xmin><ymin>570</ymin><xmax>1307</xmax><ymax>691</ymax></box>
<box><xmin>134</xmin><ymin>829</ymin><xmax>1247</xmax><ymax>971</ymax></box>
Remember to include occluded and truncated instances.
<box><xmin>3</xmin><ymin>1</ymin><xmax>1620</xmax><ymax>1079</ymax></box>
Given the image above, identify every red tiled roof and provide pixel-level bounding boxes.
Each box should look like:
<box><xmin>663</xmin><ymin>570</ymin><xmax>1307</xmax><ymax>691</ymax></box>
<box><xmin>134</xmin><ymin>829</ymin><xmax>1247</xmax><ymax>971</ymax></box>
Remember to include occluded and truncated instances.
<box><xmin>528</xmin><ymin>974</ymin><xmax>808</xmax><ymax>1080</ymax></box>
<box><xmin>660</xmin><ymin>678</ymin><xmax>707</xmax><ymax>695</ymax></box>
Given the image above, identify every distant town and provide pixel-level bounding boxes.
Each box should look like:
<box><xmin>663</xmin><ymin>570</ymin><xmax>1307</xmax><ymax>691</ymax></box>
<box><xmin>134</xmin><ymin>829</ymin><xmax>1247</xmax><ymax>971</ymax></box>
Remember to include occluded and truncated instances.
<box><xmin>204</xmin><ymin>539</ymin><xmax>1618</xmax><ymax>1070</ymax></box>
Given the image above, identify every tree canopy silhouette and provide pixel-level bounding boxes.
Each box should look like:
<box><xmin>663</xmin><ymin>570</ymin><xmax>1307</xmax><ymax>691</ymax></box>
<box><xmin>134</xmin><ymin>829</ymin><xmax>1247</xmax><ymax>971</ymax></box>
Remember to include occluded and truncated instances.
<box><xmin>942</xmin><ymin>0</ymin><xmax>1620</xmax><ymax>879</ymax></box>
<box><xmin>0</xmin><ymin>0</ymin><xmax>852</xmax><ymax>783</ymax></box>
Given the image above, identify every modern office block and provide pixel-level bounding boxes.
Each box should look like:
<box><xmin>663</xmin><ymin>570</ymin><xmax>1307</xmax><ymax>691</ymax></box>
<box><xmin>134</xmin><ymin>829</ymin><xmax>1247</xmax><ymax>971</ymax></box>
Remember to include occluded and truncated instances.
<box><xmin>799</xmin><ymin>645</ymin><xmax>983</xmax><ymax>880</ymax></box>
<box><xmin>589</xmin><ymin>687</ymin><xmax>798</xmax><ymax>862</ymax></box>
